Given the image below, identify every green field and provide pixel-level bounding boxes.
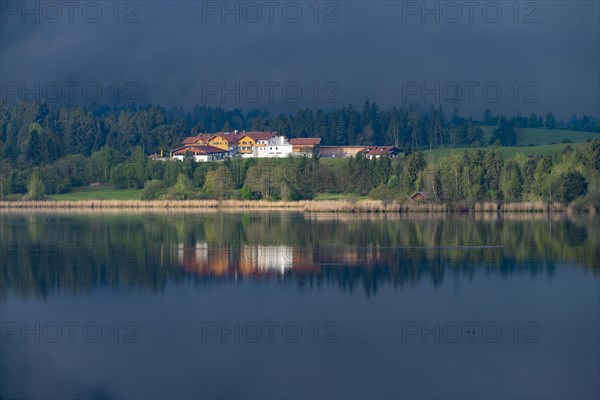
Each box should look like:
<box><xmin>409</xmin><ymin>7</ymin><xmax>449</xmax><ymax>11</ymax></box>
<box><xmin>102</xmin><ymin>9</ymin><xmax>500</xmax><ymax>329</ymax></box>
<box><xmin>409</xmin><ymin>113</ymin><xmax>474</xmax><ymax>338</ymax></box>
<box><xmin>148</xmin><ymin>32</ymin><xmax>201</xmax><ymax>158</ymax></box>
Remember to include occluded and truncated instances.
<box><xmin>48</xmin><ymin>186</ymin><xmax>143</xmax><ymax>201</ymax></box>
<box><xmin>480</xmin><ymin>126</ymin><xmax>599</xmax><ymax>146</ymax></box>
<box><xmin>424</xmin><ymin>143</ymin><xmax>582</xmax><ymax>161</ymax></box>
<box><xmin>314</xmin><ymin>193</ymin><xmax>368</xmax><ymax>201</ymax></box>
<box><xmin>422</xmin><ymin>126</ymin><xmax>598</xmax><ymax>161</ymax></box>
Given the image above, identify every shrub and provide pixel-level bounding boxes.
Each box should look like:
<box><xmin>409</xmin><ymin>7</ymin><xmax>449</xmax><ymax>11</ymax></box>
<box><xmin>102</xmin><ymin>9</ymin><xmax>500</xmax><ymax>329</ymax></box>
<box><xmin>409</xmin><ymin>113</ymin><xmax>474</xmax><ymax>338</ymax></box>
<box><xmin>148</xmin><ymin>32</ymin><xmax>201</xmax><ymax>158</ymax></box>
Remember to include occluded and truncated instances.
<box><xmin>555</xmin><ymin>171</ymin><xmax>588</xmax><ymax>203</ymax></box>
<box><xmin>241</xmin><ymin>185</ymin><xmax>254</xmax><ymax>200</ymax></box>
<box><xmin>24</xmin><ymin>171</ymin><xmax>46</xmax><ymax>200</ymax></box>
<box><xmin>141</xmin><ymin>180</ymin><xmax>167</xmax><ymax>200</ymax></box>
<box><xmin>368</xmin><ymin>184</ymin><xmax>396</xmax><ymax>201</ymax></box>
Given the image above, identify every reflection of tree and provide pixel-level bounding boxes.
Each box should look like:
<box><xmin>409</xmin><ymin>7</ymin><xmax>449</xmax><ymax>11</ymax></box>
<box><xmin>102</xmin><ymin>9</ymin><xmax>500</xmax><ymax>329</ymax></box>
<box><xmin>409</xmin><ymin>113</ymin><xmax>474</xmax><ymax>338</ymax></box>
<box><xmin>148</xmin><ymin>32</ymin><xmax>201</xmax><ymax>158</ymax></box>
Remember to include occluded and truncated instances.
<box><xmin>1</xmin><ymin>212</ymin><xmax>598</xmax><ymax>299</ymax></box>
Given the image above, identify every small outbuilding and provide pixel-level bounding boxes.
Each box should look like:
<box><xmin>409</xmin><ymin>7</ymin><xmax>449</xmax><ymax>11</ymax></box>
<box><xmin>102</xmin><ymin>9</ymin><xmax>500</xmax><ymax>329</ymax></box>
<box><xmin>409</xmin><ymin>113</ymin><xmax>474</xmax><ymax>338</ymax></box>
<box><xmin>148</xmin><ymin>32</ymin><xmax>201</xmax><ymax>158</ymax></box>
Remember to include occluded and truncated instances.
<box><xmin>411</xmin><ymin>192</ymin><xmax>432</xmax><ymax>201</ymax></box>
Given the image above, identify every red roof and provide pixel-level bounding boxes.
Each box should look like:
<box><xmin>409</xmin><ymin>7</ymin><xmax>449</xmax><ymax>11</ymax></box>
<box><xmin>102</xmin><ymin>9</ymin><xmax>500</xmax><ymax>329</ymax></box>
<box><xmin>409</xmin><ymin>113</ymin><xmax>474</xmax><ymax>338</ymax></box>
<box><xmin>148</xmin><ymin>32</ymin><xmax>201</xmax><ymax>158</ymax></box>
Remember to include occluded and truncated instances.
<box><xmin>361</xmin><ymin>146</ymin><xmax>400</xmax><ymax>156</ymax></box>
<box><xmin>182</xmin><ymin>133</ymin><xmax>213</xmax><ymax>145</ymax></box>
<box><xmin>239</xmin><ymin>132</ymin><xmax>278</xmax><ymax>141</ymax></box>
<box><xmin>172</xmin><ymin>145</ymin><xmax>226</xmax><ymax>155</ymax></box>
<box><xmin>182</xmin><ymin>135</ymin><xmax>200</xmax><ymax>145</ymax></box>
<box><xmin>290</xmin><ymin>138</ymin><xmax>322</xmax><ymax>146</ymax></box>
<box><xmin>213</xmin><ymin>132</ymin><xmax>243</xmax><ymax>143</ymax></box>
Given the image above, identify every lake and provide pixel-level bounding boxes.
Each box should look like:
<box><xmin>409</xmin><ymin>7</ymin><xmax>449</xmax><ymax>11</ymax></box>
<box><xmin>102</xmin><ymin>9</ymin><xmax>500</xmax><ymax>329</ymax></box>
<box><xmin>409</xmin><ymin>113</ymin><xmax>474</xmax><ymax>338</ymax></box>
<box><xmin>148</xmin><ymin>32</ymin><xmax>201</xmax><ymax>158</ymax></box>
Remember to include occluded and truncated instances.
<box><xmin>1</xmin><ymin>211</ymin><xmax>598</xmax><ymax>399</ymax></box>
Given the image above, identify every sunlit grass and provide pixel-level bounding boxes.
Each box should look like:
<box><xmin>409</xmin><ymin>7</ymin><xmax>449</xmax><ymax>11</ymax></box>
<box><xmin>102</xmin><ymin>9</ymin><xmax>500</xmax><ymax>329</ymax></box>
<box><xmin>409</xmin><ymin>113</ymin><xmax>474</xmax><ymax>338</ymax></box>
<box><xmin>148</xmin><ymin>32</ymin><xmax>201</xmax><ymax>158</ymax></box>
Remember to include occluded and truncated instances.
<box><xmin>480</xmin><ymin>126</ymin><xmax>599</xmax><ymax>145</ymax></box>
<box><xmin>314</xmin><ymin>193</ymin><xmax>368</xmax><ymax>201</ymax></box>
<box><xmin>424</xmin><ymin>143</ymin><xmax>583</xmax><ymax>161</ymax></box>
<box><xmin>48</xmin><ymin>186</ymin><xmax>143</xmax><ymax>201</ymax></box>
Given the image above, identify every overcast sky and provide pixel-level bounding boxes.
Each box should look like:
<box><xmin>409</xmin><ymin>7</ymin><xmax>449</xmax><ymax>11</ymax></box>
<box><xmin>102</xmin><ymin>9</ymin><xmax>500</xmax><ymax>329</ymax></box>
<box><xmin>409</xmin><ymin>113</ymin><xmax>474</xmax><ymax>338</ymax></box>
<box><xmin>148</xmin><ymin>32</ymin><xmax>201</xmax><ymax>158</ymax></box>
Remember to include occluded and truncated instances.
<box><xmin>1</xmin><ymin>0</ymin><xmax>598</xmax><ymax>119</ymax></box>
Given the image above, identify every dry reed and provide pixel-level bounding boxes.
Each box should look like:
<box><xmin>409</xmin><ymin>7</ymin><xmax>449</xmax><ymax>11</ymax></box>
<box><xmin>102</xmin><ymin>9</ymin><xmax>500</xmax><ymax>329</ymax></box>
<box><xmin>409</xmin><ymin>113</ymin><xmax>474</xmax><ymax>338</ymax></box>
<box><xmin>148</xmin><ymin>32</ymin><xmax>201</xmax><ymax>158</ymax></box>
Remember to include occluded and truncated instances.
<box><xmin>0</xmin><ymin>199</ymin><xmax>596</xmax><ymax>213</ymax></box>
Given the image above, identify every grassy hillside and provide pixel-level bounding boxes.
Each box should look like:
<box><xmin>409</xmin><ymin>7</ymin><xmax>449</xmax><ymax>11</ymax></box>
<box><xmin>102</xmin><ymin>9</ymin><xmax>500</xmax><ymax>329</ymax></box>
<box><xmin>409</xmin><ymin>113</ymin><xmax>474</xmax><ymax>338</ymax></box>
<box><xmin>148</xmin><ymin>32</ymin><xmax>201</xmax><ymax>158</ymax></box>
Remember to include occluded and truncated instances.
<box><xmin>424</xmin><ymin>143</ymin><xmax>582</xmax><ymax>161</ymax></box>
<box><xmin>480</xmin><ymin>126</ymin><xmax>599</xmax><ymax>146</ymax></box>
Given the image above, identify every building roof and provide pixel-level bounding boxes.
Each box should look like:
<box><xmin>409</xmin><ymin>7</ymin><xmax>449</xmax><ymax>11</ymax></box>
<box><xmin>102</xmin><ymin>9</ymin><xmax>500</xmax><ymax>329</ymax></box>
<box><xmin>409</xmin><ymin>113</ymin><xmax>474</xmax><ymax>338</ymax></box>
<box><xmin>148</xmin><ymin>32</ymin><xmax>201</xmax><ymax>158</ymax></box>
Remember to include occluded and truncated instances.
<box><xmin>320</xmin><ymin>146</ymin><xmax>370</xmax><ymax>149</ymax></box>
<box><xmin>172</xmin><ymin>145</ymin><xmax>227</xmax><ymax>155</ymax></box>
<box><xmin>182</xmin><ymin>133</ymin><xmax>213</xmax><ymax>145</ymax></box>
<box><xmin>361</xmin><ymin>146</ymin><xmax>400</xmax><ymax>156</ymax></box>
<box><xmin>289</xmin><ymin>138</ymin><xmax>322</xmax><ymax>146</ymax></box>
<box><xmin>239</xmin><ymin>132</ymin><xmax>278</xmax><ymax>141</ymax></box>
<box><xmin>212</xmin><ymin>132</ymin><xmax>244</xmax><ymax>143</ymax></box>
<box><xmin>411</xmin><ymin>192</ymin><xmax>432</xmax><ymax>200</ymax></box>
<box><xmin>182</xmin><ymin>135</ymin><xmax>200</xmax><ymax>145</ymax></box>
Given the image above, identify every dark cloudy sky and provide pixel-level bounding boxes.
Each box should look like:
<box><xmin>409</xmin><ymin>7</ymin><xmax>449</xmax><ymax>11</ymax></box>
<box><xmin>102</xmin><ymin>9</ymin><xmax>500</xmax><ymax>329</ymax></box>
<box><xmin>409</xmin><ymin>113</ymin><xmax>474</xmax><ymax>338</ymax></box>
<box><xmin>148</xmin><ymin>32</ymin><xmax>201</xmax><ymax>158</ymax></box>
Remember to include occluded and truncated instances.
<box><xmin>1</xmin><ymin>0</ymin><xmax>598</xmax><ymax>119</ymax></box>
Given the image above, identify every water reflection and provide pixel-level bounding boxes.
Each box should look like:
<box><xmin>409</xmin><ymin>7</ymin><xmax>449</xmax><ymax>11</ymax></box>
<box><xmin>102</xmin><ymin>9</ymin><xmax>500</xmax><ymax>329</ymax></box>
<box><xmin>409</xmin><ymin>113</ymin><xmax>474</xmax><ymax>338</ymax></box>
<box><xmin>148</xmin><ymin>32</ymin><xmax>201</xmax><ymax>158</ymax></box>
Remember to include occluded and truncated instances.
<box><xmin>1</xmin><ymin>212</ymin><xmax>598</xmax><ymax>298</ymax></box>
<box><xmin>179</xmin><ymin>244</ymin><xmax>294</xmax><ymax>276</ymax></box>
<box><xmin>1</xmin><ymin>211</ymin><xmax>599</xmax><ymax>400</ymax></box>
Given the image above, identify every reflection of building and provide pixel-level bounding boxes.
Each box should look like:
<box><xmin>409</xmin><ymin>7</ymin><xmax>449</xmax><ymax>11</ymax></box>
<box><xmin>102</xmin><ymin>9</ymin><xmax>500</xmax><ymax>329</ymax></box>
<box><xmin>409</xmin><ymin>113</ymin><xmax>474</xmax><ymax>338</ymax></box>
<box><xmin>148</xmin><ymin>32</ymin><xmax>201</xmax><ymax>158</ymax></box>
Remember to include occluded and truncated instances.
<box><xmin>178</xmin><ymin>242</ymin><xmax>230</xmax><ymax>276</ymax></box>
<box><xmin>174</xmin><ymin>242</ymin><xmax>448</xmax><ymax>280</ymax></box>
<box><xmin>177</xmin><ymin>242</ymin><xmax>295</xmax><ymax>277</ymax></box>
<box><xmin>242</xmin><ymin>245</ymin><xmax>293</xmax><ymax>274</ymax></box>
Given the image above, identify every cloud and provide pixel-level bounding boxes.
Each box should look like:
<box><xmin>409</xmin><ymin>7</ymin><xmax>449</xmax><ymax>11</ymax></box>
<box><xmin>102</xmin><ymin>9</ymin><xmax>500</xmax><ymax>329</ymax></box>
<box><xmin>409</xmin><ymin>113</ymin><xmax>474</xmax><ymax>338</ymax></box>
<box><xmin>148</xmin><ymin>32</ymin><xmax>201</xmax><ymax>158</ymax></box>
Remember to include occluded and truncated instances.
<box><xmin>1</xmin><ymin>0</ymin><xmax>598</xmax><ymax>118</ymax></box>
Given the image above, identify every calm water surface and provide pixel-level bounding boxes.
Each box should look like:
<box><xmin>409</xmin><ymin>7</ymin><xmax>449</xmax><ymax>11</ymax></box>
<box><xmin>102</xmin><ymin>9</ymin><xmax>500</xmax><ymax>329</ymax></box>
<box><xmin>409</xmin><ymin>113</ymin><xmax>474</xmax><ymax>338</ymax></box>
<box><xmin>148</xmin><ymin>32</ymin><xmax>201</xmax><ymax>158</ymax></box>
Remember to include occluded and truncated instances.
<box><xmin>1</xmin><ymin>212</ymin><xmax>599</xmax><ymax>399</ymax></box>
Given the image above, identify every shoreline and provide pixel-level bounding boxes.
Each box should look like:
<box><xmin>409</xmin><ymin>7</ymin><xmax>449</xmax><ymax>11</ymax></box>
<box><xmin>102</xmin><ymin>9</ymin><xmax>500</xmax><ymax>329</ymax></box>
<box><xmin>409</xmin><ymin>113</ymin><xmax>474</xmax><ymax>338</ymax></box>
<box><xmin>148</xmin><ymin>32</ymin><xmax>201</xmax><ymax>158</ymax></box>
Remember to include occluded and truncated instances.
<box><xmin>0</xmin><ymin>200</ymin><xmax>596</xmax><ymax>214</ymax></box>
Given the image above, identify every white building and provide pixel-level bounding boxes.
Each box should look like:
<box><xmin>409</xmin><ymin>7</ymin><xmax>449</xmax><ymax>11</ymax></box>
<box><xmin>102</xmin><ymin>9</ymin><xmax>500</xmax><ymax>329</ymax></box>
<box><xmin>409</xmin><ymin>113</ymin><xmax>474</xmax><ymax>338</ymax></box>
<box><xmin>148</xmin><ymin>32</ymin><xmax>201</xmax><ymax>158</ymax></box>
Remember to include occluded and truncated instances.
<box><xmin>171</xmin><ymin>145</ymin><xmax>227</xmax><ymax>162</ymax></box>
<box><xmin>241</xmin><ymin>135</ymin><xmax>293</xmax><ymax>158</ymax></box>
<box><xmin>266</xmin><ymin>136</ymin><xmax>293</xmax><ymax>158</ymax></box>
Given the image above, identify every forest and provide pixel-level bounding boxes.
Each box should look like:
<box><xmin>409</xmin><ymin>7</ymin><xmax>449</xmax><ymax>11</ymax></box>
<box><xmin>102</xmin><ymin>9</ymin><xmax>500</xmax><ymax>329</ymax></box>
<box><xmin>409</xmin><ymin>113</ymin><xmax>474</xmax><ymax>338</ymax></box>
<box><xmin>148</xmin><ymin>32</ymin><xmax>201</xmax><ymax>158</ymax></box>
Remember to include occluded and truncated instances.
<box><xmin>1</xmin><ymin>101</ymin><xmax>599</xmax><ymax>207</ymax></box>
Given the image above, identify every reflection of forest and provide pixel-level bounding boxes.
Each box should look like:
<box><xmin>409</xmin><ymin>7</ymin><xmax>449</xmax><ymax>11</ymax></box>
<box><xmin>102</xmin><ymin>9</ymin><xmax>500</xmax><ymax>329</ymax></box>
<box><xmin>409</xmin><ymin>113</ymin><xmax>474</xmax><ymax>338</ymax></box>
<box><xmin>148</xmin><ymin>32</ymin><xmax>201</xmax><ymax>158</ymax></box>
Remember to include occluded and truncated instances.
<box><xmin>1</xmin><ymin>212</ymin><xmax>598</xmax><ymax>298</ymax></box>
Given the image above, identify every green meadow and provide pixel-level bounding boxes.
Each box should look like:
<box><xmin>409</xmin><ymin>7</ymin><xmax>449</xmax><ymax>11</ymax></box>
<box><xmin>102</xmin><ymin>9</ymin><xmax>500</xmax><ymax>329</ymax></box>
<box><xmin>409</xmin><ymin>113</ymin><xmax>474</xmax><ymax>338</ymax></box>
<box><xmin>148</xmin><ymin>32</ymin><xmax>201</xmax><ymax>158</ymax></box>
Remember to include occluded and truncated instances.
<box><xmin>48</xmin><ymin>187</ymin><xmax>143</xmax><ymax>201</ymax></box>
<box><xmin>480</xmin><ymin>126</ymin><xmax>599</xmax><ymax>146</ymax></box>
<box><xmin>424</xmin><ymin>143</ymin><xmax>583</xmax><ymax>161</ymax></box>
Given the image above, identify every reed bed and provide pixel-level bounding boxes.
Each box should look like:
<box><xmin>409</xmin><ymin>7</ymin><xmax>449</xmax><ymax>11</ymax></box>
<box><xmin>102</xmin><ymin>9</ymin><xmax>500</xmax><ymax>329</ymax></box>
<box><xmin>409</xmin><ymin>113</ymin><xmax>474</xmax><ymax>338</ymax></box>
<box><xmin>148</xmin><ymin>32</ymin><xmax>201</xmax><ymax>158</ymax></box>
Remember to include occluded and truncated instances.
<box><xmin>499</xmin><ymin>201</ymin><xmax>565</xmax><ymax>212</ymax></box>
<box><xmin>0</xmin><ymin>199</ymin><xmax>596</xmax><ymax>213</ymax></box>
<box><xmin>0</xmin><ymin>200</ymin><xmax>305</xmax><ymax>210</ymax></box>
<box><xmin>302</xmin><ymin>200</ymin><xmax>448</xmax><ymax>213</ymax></box>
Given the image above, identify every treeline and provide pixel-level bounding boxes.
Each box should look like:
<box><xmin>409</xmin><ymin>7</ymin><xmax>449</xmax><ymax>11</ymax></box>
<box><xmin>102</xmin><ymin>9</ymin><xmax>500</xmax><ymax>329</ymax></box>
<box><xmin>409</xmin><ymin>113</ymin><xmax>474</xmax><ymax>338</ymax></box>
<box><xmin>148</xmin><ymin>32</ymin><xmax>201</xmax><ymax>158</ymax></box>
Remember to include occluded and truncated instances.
<box><xmin>1</xmin><ymin>101</ymin><xmax>599</xmax><ymax>170</ymax></box>
<box><xmin>383</xmin><ymin>142</ymin><xmax>600</xmax><ymax>207</ymax></box>
<box><xmin>5</xmin><ymin>139</ymin><xmax>600</xmax><ymax>209</ymax></box>
<box><xmin>2</xmin><ymin>101</ymin><xmax>600</xmax><ymax>206</ymax></box>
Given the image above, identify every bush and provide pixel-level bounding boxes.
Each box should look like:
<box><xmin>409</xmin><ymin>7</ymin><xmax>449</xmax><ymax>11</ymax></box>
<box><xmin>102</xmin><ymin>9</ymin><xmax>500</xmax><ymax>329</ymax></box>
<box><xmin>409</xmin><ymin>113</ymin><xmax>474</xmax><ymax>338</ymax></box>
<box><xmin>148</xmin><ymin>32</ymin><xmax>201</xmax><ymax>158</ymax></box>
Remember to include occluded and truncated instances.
<box><xmin>562</xmin><ymin>138</ymin><xmax>573</xmax><ymax>144</ymax></box>
<box><xmin>555</xmin><ymin>171</ymin><xmax>588</xmax><ymax>203</ymax></box>
<box><xmin>387</xmin><ymin>175</ymin><xmax>400</xmax><ymax>190</ymax></box>
<box><xmin>368</xmin><ymin>184</ymin><xmax>396</xmax><ymax>201</ymax></box>
<box><xmin>241</xmin><ymin>185</ymin><xmax>254</xmax><ymax>200</ymax></box>
<box><xmin>24</xmin><ymin>172</ymin><xmax>46</xmax><ymax>200</ymax></box>
<box><xmin>141</xmin><ymin>180</ymin><xmax>167</xmax><ymax>200</ymax></box>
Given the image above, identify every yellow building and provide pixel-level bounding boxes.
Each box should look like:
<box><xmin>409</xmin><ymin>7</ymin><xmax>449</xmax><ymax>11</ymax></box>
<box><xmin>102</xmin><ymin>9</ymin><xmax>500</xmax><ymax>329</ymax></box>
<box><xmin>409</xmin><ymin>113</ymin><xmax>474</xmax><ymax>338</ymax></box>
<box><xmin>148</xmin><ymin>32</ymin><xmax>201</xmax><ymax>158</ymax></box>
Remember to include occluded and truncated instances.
<box><xmin>237</xmin><ymin>132</ymin><xmax>277</xmax><ymax>154</ymax></box>
<box><xmin>237</xmin><ymin>135</ymin><xmax>256</xmax><ymax>154</ymax></box>
<box><xmin>206</xmin><ymin>132</ymin><xmax>242</xmax><ymax>153</ymax></box>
